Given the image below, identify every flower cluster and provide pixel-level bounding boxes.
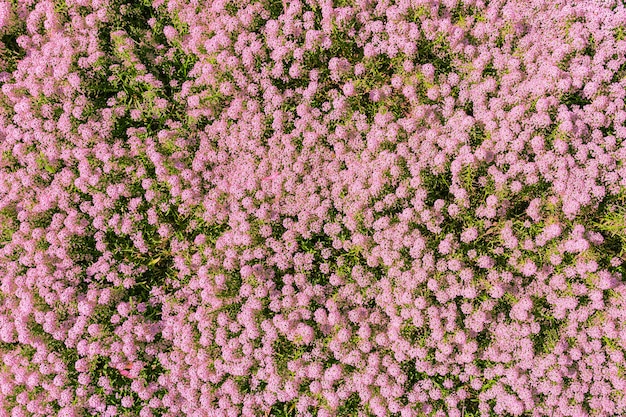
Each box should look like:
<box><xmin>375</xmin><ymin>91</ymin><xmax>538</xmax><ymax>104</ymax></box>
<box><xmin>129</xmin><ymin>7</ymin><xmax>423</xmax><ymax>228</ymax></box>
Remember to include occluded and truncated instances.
<box><xmin>1</xmin><ymin>0</ymin><xmax>626</xmax><ymax>416</ymax></box>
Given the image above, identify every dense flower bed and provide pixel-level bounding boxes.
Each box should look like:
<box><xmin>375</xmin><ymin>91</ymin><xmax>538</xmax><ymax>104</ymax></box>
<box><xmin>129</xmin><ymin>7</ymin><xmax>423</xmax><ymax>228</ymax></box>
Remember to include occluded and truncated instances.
<box><xmin>1</xmin><ymin>0</ymin><xmax>626</xmax><ymax>416</ymax></box>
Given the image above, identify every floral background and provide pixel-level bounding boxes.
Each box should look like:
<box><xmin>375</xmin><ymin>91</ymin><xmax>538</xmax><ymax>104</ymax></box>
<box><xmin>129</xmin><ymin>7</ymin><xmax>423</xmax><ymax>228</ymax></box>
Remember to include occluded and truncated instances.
<box><xmin>1</xmin><ymin>0</ymin><xmax>626</xmax><ymax>416</ymax></box>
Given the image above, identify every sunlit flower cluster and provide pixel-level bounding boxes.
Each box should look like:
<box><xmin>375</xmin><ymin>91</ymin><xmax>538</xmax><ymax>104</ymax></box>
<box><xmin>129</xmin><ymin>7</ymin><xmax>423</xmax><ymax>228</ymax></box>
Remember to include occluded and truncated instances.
<box><xmin>1</xmin><ymin>0</ymin><xmax>626</xmax><ymax>416</ymax></box>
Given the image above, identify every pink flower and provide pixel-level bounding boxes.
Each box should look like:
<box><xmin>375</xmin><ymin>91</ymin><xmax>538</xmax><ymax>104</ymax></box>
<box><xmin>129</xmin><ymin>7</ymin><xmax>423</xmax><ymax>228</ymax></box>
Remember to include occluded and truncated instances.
<box><xmin>521</xmin><ymin>260</ymin><xmax>537</xmax><ymax>277</ymax></box>
<box><xmin>342</xmin><ymin>82</ymin><xmax>356</xmax><ymax>97</ymax></box>
<box><xmin>460</xmin><ymin>227</ymin><xmax>479</xmax><ymax>243</ymax></box>
<box><xmin>0</xmin><ymin>1</ymin><xmax>10</xmax><ymax>31</ymax></box>
<box><xmin>121</xmin><ymin>396</ymin><xmax>134</xmax><ymax>408</ymax></box>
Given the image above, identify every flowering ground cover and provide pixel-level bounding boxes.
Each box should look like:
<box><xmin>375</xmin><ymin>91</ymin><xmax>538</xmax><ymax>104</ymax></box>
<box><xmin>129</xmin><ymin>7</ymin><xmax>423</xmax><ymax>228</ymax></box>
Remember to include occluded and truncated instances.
<box><xmin>1</xmin><ymin>0</ymin><xmax>626</xmax><ymax>416</ymax></box>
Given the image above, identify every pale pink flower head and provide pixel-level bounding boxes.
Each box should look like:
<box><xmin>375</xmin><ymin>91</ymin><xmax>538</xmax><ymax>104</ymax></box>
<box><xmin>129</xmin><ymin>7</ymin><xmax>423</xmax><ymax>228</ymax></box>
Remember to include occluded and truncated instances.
<box><xmin>510</xmin><ymin>297</ymin><xmax>533</xmax><ymax>322</ymax></box>
<box><xmin>342</xmin><ymin>82</ymin><xmax>356</xmax><ymax>97</ymax></box>
<box><xmin>520</xmin><ymin>259</ymin><xmax>537</xmax><ymax>277</ymax></box>
<box><xmin>460</xmin><ymin>227</ymin><xmax>479</xmax><ymax>243</ymax></box>
<box><xmin>0</xmin><ymin>1</ymin><xmax>10</xmax><ymax>31</ymax></box>
<box><xmin>163</xmin><ymin>25</ymin><xmax>179</xmax><ymax>41</ymax></box>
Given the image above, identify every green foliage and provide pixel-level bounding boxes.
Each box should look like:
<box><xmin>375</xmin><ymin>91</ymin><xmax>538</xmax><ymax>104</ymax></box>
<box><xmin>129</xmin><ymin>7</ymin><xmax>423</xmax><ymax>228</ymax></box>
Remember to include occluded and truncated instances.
<box><xmin>560</xmin><ymin>92</ymin><xmax>592</xmax><ymax>108</ymax></box>
<box><xmin>268</xmin><ymin>400</ymin><xmax>298</xmax><ymax>417</ymax></box>
<box><xmin>421</xmin><ymin>169</ymin><xmax>453</xmax><ymax>205</ymax></box>
<box><xmin>0</xmin><ymin>30</ymin><xmax>25</xmax><ymax>74</ymax></box>
<box><xmin>592</xmin><ymin>192</ymin><xmax>626</xmax><ymax>258</ymax></box>
<box><xmin>530</xmin><ymin>296</ymin><xmax>566</xmax><ymax>354</ymax></box>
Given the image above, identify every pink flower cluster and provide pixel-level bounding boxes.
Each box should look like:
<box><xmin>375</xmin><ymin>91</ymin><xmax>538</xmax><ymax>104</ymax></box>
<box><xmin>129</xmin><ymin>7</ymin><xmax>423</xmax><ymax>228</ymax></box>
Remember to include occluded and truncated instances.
<box><xmin>0</xmin><ymin>0</ymin><xmax>626</xmax><ymax>416</ymax></box>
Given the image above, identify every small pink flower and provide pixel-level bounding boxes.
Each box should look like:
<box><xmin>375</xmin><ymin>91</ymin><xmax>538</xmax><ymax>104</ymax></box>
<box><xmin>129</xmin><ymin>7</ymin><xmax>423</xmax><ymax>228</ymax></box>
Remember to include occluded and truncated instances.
<box><xmin>342</xmin><ymin>82</ymin><xmax>355</xmax><ymax>97</ymax></box>
<box><xmin>0</xmin><ymin>2</ymin><xmax>10</xmax><ymax>31</ymax></box>
<box><xmin>521</xmin><ymin>260</ymin><xmax>537</xmax><ymax>277</ymax></box>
